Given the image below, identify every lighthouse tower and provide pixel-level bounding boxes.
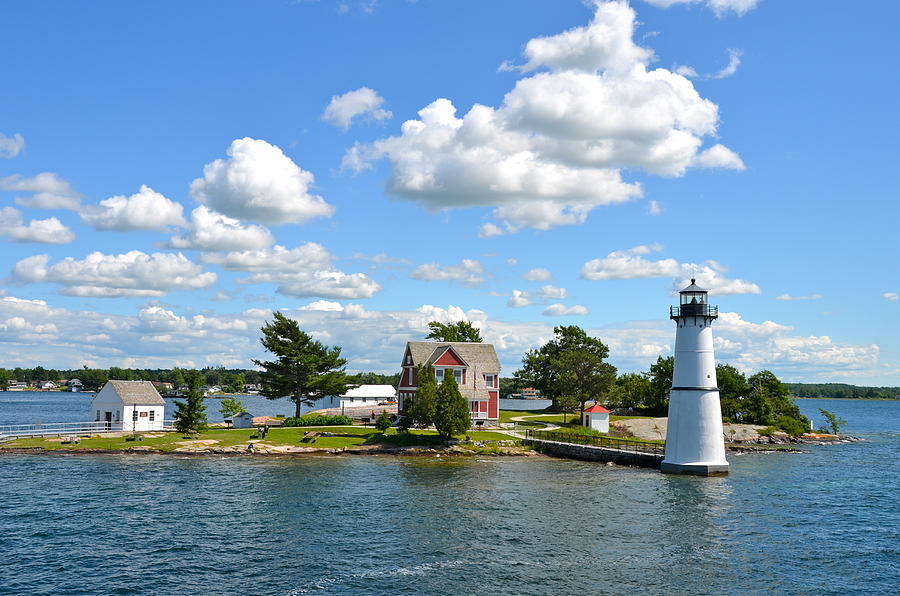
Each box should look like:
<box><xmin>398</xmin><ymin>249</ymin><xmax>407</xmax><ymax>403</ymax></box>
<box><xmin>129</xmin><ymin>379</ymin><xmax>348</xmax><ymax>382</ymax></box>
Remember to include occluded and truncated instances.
<box><xmin>660</xmin><ymin>279</ymin><xmax>730</xmax><ymax>476</ymax></box>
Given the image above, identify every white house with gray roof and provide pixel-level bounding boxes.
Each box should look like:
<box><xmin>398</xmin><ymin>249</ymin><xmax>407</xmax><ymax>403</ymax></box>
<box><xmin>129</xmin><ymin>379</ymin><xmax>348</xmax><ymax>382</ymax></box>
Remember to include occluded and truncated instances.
<box><xmin>398</xmin><ymin>341</ymin><xmax>501</xmax><ymax>427</ymax></box>
<box><xmin>91</xmin><ymin>380</ymin><xmax>166</xmax><ymax>431</ymax></box>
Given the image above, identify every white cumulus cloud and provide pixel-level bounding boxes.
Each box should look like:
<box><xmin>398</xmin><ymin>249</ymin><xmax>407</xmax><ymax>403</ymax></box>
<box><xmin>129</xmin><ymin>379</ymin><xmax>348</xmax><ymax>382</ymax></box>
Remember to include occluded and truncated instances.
<box><xmin>410</xmin><ymin>259</ymin><xmax>485</xmax><ymax>287</ymax></box>
<box><xmin>884</xmin><ymin>293</ymin><xmax>899</xmax><ymax>301</ymax></box>
<box><xmin>0</xmin><ymin>133</ymin><xmax>25</xmax><ymax>158</ymax></box>
<box><xmin>538</xmin><ymin>285</ymin><xmax>567</xmax><ymax>300</ymax></box>
<box><xmin>524</xmin><ymin>267</ymin><xmax>553</xmax><ymax>281</ymax></box>
<box><xmin>344</xmin><ymin>1</ymin><xmax>744</xmax><ymax>233</ymax></box>
<box><xmin>642</xmin><ymin>0</ymin><xmax>760</xmax><ymax>18</ymax></box>
<box><xmin>202</xmin><ymin>243</ymin><xmax>381</xmax><ymax>300</ymax></box>
<box><xmin>508</xmin><ymin>290</ymin><xmax>531</xmax><ymax>308</ymax></box>
<box><xmin>168</xmin><ymin>206</ymin><xmax>274</xmax><ymax>251</ymax></box>
<box><xmin>776</xmin><ymin>293</ymin><xmax>823</xmax><ymax>301</ymax></box>
<box><xmin>323</xmin><ymin>87</ymin><xmax>393</xmax><ymax>130</ymax></box>
<box><xmin>80</xmin><ymin>185</ymin><xmax>187</xmax><ymax>231</ymax></box>
<box><xmin>0</xmin><ymin>172</ymin><xmax>82</xmax><ymax>210</ymax></box>
<box><xmin>13</xmin><ymin>251</ymin><xmax>216</xmax><ymax>297</ymax></box>
<box><xmin>0</xmin><ymin>207</ymin><xmax>75</xmax><ymax>244</ymax></box>
<box><xmin>580</xmin><ymin>244</ymin><xmax>760</xmax><ymax>295</ymax></box>
<box><xmin>543</xmin><ymin>303</ymin><xmax>589</xmax><ymax>316</ymax></box>
<box><xmin>190</xmin><ymin>137</ymin><xmax>335</xmax><ymax>225</ymax></box>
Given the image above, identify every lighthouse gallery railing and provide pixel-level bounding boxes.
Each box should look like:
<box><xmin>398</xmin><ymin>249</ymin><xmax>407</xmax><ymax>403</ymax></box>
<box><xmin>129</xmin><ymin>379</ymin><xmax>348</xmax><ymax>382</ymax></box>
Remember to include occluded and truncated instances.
<box><xmin>670</xmin><ymin>304</ymin><xmax>718</xmax><ymax>318</ymax></box>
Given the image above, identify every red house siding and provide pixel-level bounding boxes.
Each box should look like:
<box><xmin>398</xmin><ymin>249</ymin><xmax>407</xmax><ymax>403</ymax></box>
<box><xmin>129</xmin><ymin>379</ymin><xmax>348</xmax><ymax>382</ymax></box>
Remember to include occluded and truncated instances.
<box><xmin>433</xmin><ymin>348</ymin><xmax>466</xmax><ymax>367</ymax></box>
<box><xmin>488</xmin><ymin>391</ymin><xmax>498</xmax><ymax>419</ymax></box>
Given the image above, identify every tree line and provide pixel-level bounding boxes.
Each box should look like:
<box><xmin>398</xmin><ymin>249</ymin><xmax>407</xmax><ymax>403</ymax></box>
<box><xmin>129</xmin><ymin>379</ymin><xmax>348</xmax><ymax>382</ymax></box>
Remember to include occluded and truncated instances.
<box><xmin>784</xmin><ymin>383</ymin><xmax>899</xmax><ymax>400</ymax></box>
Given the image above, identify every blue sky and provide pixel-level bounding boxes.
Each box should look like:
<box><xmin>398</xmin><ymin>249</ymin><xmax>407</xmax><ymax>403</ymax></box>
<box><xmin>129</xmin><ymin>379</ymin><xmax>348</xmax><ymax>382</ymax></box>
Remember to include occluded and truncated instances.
<box><xmin>1</xmin><ymin>0</ymin><xmax>898</xmax><ymax>383</ymax></box>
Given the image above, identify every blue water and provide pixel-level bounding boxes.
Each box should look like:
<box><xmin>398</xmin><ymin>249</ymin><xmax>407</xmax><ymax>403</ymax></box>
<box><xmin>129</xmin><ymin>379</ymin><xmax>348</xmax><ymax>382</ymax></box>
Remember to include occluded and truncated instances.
<box><xmin>0</xmin><ymin>398</ymin><xmax>897</xmax><ymax>594</ymax></box>
<box><xmin>0</xmin><ymin>392</ymin><xmax>552</xmax><ymax>426</ymax></box>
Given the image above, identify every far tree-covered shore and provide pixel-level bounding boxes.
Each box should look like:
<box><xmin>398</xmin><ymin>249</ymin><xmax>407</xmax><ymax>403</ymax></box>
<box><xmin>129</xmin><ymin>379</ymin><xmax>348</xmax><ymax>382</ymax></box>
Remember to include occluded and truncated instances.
<box><xmin>2</xmin><ymin>365</ymin><xmax>896</xmax><ymax>401</ymax></box>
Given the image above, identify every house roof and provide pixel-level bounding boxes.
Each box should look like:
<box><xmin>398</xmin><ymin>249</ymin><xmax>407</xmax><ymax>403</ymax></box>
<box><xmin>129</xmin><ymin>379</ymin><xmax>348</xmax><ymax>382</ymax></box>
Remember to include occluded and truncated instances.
<box><xmin>405</xmin><ymin>341</ymin><xmax>500</xmax><ymax>373</ymax></box>
<box><xmin>584</xmin><ymin>404</ymin><xmax>610</xmax><ymax>414</ymax></box>
<box><xmin>341</xmin><ymin>384</ymin><xmax>397</xmax><ymax>399</ymax></box>
<box><xmin>404</xmin><ymin>341</ymin><xmax>501</xmax><ymax>401</ymax></box>
<box><xmin>105</xmin><ymin>380</ymin><xmax>166</xmax><ymax>405</ymax></box>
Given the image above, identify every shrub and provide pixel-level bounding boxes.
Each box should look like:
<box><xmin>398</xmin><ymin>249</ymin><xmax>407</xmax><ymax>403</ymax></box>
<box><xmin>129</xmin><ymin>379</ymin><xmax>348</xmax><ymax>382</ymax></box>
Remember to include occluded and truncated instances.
<box><xmin>282</xmin><ymin>414</ymin><xmax>353</xmax><ymax>427</ymax></box>
<box><xmin>375</xmin><ymin>411</ymin><xmax>392</xmax><ymax>432</ymax></box>
<box><xmin>776</xmin><ymin>415</ymin><xmax>808</xmax><ymax>437</ymax></box>
<box><xmin>757</xmin><ymin>426</ymin><xmax>778</xmax><ymax>437</ymax></box>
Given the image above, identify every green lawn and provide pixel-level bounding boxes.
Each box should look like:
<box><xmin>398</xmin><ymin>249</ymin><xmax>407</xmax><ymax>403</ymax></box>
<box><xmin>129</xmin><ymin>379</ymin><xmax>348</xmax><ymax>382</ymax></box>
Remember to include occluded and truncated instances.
<box><xmin>4</xmin><ymin>425</ymin><xmax>516</xmax><ymax>452</ymax></box>
<box><xmin>499</xmin><ymin>408</ymin><xmax>651</xmax><ymax>426</ymax></box>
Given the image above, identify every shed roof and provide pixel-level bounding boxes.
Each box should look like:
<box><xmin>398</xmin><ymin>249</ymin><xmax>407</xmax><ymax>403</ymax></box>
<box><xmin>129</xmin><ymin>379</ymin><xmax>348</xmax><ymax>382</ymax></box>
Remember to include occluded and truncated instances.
<box><xmin>341</xmin><ymin>384</ymin><xmax>397</xmax><ymax>398</ymax></box>
<box><xmin>584</xmin><ymin>403</ymin><xmax>610</xmax><ymax>414</ymax></box>
<box><xmin>105</xmin><ymin>380</ymin><xmax>166</xmax><ymax>405</ymax></box>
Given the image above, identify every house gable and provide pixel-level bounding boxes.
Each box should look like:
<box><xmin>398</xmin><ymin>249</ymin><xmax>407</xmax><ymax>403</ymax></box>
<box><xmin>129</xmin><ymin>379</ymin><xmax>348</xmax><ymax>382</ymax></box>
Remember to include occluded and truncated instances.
<box><xmin>432</xmin><ymin>346</ymin><xmax>467</xmax><ymax>367</ymax></box>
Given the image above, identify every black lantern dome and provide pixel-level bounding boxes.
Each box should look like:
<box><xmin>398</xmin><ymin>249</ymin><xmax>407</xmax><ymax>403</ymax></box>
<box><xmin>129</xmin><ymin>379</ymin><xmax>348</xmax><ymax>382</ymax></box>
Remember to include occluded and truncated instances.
<box><xmin>671</xmin><ymin>278</ymin><xmax>718</xmax><ymax>319</ymax></box>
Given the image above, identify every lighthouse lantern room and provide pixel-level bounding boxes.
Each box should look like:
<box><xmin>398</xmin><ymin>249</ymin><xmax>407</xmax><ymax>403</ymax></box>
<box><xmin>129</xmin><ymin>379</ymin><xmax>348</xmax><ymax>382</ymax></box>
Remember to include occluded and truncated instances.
<box><xmin>661</xmin><ymin>278</ymin><xmax>730</xmax><ymax>476</ymax></box>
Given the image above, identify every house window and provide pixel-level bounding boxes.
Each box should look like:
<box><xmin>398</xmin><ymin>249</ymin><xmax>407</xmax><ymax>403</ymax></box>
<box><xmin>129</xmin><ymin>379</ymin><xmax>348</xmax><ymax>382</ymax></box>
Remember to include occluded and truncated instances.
<box><xmin>149</xmin><ymin>410</ymin><xmax>155</xmax><ymax>421</ymax></box>
<box><xmin>454</xmin><ymin>369</ymin><xmax>462</xmax><ymax>384</ymax></box>
<box><xmin>115</xmin><ymin>410</ymin><xmax>120</xmax><ymax>422</ymax></box>
<box><xmin>435</xmin><ymin>369</ymin><xmax>444</xmax><ymax>381</ymax></box>
<box><xmin>484</xmin><ymin>374</ymin><xmax>495</xmax><ymax>388</ymax></box>
<box><xmin>95</xmin><ymin>410</ymin><xmax>100</xmax><ymax>421</ymax></box>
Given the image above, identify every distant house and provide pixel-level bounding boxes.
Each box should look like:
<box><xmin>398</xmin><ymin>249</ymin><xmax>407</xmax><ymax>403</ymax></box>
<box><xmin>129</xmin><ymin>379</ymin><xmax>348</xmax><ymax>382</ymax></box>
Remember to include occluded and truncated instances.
<box><xmin>243</xmin><ymin>383</ymin><xmax>261</xmax><ymax>393</ymax></box>
<box><xmin>231</xmin><ymin>412</ymin><xmax>254</xmax><ymax>429</ymax></box>
<box><xmin>339</xmin><ymin>385</ymin><xmax>396</xmax><ymax>409</ymax></box>
<box><xmin>91</xmin><ymin>380</ymin><xmax>166</xmax><ymax>431</ymax></box>
<box><xmin>201</xmin><ymin>385</ymin><xmax>221</xmax><ymax>396</ymax></box>
<box><xmin>7</xmin><ymin>380</ymin><xmax>28</xmax><ymax>391</ymax></box>
<box><xmin>398</xmin><ymin>341</ymin><xmax>501</xmax><ymax>427</ymax></box>
<box><xmin>582</xmin><ymin>403</ymin><xmax>610</xmax><ymax>433</ymax></box>
<box><xmin>41</xmin><ymin>381</ymin><xmax>58</xmax><ymax>390</ymax></box>
<box><xmin>67</xmin><ymin>378</ymin><xmax>83</xmax><ymax>392</ymax></box>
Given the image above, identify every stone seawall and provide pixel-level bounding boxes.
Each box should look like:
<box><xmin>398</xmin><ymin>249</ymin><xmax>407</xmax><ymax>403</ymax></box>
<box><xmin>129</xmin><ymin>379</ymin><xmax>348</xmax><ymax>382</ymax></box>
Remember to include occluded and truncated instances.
<box><xmin>525</xmin><ymin>438</ymin><xmax>664</xmax><ymax>469</ymax></box>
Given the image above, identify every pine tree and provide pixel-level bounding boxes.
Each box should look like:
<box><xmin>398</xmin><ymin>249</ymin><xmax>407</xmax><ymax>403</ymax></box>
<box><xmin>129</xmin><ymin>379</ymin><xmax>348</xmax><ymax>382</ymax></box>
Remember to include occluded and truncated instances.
<box><xmin>409</xmin><ymin>363</ymin><xmax>437</xmax><ymax>428</ymax></box>
<box><xmin>173</xmin><ymin>372</ymin><xmax>208</xmax><ymax>434</ymax></box>
<box><xmin>434</xmin><ymin>372</ymin><xmax>471</xmax><ymax>439</ymax></box>
<box><xmin>253</xmin><ymin>311</ymin><xmax>354</xmax><ymax>418</ymax></box>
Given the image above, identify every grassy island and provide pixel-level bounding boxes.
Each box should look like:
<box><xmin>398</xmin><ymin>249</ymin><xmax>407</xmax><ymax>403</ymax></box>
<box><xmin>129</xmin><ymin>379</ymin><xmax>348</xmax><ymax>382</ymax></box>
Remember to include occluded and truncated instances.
<box><xmin>1</xmin><ymin>426</ymin><xmax>523</xmax><ymax>455</ymax></box>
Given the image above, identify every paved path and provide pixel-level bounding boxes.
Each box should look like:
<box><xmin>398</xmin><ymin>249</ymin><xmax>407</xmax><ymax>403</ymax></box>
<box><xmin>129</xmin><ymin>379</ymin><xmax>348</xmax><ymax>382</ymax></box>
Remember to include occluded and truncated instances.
<box><xmin>501</xmin><ymin>414</ymin><xmax>561</xmax><ymax>437</ymax></box>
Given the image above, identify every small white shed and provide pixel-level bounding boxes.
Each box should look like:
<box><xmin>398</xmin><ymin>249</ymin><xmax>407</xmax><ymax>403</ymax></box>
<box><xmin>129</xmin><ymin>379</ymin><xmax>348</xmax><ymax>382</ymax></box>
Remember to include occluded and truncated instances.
<box><xmin>339</xmin><ymin>385</ymin><xmax>397</xmax><ymax>409</ymax></box>
<box><xmin>582</xmin><ymin>403</ymin><xmax>610</xmax><ymax>433</ymax></box>
<box><xmin>91</xmin><ymin>380</ymin><xmax>166</xmax><ymax>431</ymax></box>
<box><xmin>232</xmin><ymin>412</ymin><xmax>254</xmax><ymax>429</ymax></box>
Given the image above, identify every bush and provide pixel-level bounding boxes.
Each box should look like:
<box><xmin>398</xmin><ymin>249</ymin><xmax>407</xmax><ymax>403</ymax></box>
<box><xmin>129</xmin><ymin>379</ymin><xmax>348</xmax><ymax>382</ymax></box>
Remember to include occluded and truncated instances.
<box><xmin>757</xmin><ymin>426</ymin><xmax>778</xmax><ymax>437</ymax></box>
<box><xmin>776</xmin><ymin>415</ymin><xmax>808</xmax><ymax>437</ymax></box>
<box><xmin>375</xmin><ymin>411</ymin><xmax>392</xmax><ymax>432</ymax></box>
<box><xmin>282</xmin><ymin>414</ymin><xmax>353</xmax><ymax>427</ymax></box>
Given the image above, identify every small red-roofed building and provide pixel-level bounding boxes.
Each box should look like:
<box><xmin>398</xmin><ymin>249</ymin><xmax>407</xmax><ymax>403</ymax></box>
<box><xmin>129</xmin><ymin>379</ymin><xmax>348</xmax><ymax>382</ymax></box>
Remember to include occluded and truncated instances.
<box><xmin>582</xmin><ymin>402</ymin><xmax>610</xmax><ymax>433</ymax></box>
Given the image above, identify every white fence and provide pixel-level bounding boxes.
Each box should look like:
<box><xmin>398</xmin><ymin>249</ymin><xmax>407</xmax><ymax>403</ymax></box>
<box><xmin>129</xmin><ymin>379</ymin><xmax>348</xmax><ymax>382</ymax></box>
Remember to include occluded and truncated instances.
<box><xmin>0</xmin><ymin>420</ymin><xmax>176</xmax><ymax>439</ymax></box>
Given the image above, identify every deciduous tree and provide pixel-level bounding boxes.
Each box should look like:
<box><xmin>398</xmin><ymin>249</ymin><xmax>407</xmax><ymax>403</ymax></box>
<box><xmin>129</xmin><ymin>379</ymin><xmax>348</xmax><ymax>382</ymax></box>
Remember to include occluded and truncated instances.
<box><xmin>517</xmin><ymin>326</ymin><xmax>615</xmax><ymax>411</ymax></box>
<box><xmin>426</xmin><ymin>320</ymin><xmax>483</xmax><ymax>342</ymax></box>
<box><xmin>219</xmin><ymin>397</ymin><xmax>246</xmax><ymax>426</ymax></box>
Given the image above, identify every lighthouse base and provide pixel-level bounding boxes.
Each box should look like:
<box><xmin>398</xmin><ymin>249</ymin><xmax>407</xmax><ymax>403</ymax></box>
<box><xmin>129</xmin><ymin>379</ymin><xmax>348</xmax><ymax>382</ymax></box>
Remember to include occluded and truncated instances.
<box><xmin>660</xmin><ymin>461</ymin><xmax>730</xmax><ymax>476</ymax></box>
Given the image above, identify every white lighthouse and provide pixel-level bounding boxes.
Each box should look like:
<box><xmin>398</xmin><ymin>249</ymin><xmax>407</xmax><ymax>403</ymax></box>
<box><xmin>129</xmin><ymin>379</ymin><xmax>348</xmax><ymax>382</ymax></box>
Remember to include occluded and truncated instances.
<box><xmin>660</xmin><ymin>279</ymin><xmax>730</xmax><ymax>476</ymax></box>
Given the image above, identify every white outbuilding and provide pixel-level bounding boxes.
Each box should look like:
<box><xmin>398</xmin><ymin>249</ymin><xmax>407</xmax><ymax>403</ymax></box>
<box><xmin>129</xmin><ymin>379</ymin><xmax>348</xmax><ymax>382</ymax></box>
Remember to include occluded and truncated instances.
<box><xmin>231</xmin><ymin>412</ymin><xmax>254</xmax><ymax>429</ymax></box>
<box><xmin>339</xmin><ymin>385</ymin><xmax>397</xmax><ymax>409</ymax></box>
<box><xmin>582</xmin><ymin>403</ymin><xmax>610</xmax><ymax>433</ymax></box>
<box><xmin>91</xmin><ymin>380</ymin><xmax>166</xmax><ymax>431</ymax></box>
